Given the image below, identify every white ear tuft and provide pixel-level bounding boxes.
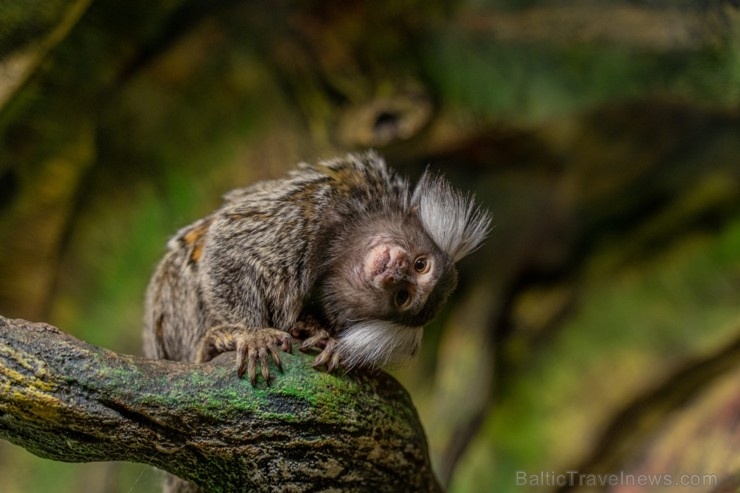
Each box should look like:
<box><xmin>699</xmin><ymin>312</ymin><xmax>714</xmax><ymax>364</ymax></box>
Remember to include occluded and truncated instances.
<box><xmin>412</xmin><ymin>170</ymin><xmax>492</xmax><ymax>262</ymax></box>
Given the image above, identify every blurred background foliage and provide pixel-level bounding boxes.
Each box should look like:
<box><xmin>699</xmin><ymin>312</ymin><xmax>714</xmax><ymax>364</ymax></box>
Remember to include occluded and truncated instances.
<box><xmin>1</xmin><ymin>0</ymin><xmax>739</xmax><ymax>492</ymax></box>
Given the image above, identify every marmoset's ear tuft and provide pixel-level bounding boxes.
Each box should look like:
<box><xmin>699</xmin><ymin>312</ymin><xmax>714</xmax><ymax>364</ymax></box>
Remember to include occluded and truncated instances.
<box><xmin>411</xmin><ymin>170</ymin><xmax>492</xmax><ymax>262</ymax></box>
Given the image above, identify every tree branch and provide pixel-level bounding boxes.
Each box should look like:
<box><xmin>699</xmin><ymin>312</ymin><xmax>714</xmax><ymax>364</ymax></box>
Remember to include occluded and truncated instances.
<box><xmin>0</xmin><ymin>316</ymin><xmax>441</xmax><ymax>492</ymax></box>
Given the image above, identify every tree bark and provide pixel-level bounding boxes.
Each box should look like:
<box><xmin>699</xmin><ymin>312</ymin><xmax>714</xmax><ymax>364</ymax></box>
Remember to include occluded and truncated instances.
<box><xmin>0</xmin><ymin>316</ymin><xmax>441</xmax><ymax>492</ymax></box>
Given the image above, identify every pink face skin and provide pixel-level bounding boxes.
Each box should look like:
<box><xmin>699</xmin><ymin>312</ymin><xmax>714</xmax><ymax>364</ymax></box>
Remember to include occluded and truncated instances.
<box><xmin>362</xmin><ymin>238</ymin><xmax>436</xmax><ymax>313</ymax></box>
<box><xmin>364</xmin><ymin>243</ymin><xmax>410</xmax><ymax>288</ymax></box>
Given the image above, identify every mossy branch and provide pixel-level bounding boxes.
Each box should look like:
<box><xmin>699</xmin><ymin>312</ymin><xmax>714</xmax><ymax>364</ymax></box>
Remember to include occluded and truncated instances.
<box><xmin>0</xmin><ymin>316</ymin><xmax>441</xmax><ymax>492</ymax></box>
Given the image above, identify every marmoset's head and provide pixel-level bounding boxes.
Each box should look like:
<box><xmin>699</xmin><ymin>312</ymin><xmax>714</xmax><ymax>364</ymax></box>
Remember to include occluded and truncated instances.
<box><xmin>321</xmin><ymin>170</ymin><xmax>491</xmax><ymax>369</ymax></box>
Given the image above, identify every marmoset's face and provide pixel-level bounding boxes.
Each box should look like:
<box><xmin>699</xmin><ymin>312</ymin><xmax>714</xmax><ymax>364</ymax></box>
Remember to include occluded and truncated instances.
<box><xmin>347</xmin><ymin>227</ymin><xmax>457</xmax><ymax>328</ymax></box>
<box><xmin>362</xmin><ymin>238</ymin><xmax>438</xmax><ymax>315</ymax></box>
<box><xmin>321</xmin><ymin>214</ymin><xmax>458</xmax><ymax>330</ymax></box>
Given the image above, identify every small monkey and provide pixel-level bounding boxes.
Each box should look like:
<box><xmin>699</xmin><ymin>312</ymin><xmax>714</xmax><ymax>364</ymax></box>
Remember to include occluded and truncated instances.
<box><xmin>143</xmin><ymin>151</ymin><xmax>491</xmax><ymax>384</ymax></box>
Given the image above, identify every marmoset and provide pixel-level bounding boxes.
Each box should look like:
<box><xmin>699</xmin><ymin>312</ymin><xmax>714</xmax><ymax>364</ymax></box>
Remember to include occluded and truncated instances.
<box><xmin>143</xmin><ymin>151</ymin><xmax>491</xmax><ymax>384</ymax></box>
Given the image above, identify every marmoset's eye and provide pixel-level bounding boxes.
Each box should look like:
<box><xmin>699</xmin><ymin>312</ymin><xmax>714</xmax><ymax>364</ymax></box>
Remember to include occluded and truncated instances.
<box><xmin>395</xmin><ymin>289</ymin><xmax>411</xmax><ymax>308</ymax></box>
<box><xmin>414</xmin><ymin>256</ymin><xmax>430</xmax><ymax>274</ymax></box>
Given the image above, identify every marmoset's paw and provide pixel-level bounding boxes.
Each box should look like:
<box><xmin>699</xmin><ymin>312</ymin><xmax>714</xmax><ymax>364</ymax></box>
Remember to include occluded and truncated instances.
<box><xmin>197</xmin><ymin>325</ymin><xmax>292</xmax><ymax>386</ymax></box>
<box><xmin>297</xmin><ymin>329</ymin><xmax>341</xmax><ymax>373</ymax></box>
<box><xmin>311</xmin><ymin>338</ymin><xmax>342</xmax><ymax>373</ymax></box>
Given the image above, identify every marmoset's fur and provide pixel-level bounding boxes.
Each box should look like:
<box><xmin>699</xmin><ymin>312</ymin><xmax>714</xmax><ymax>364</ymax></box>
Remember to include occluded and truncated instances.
<box><xmin>143</xmin><ymin>151</ymin><xmax>491</xmax><ymax>384</ymax></box>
